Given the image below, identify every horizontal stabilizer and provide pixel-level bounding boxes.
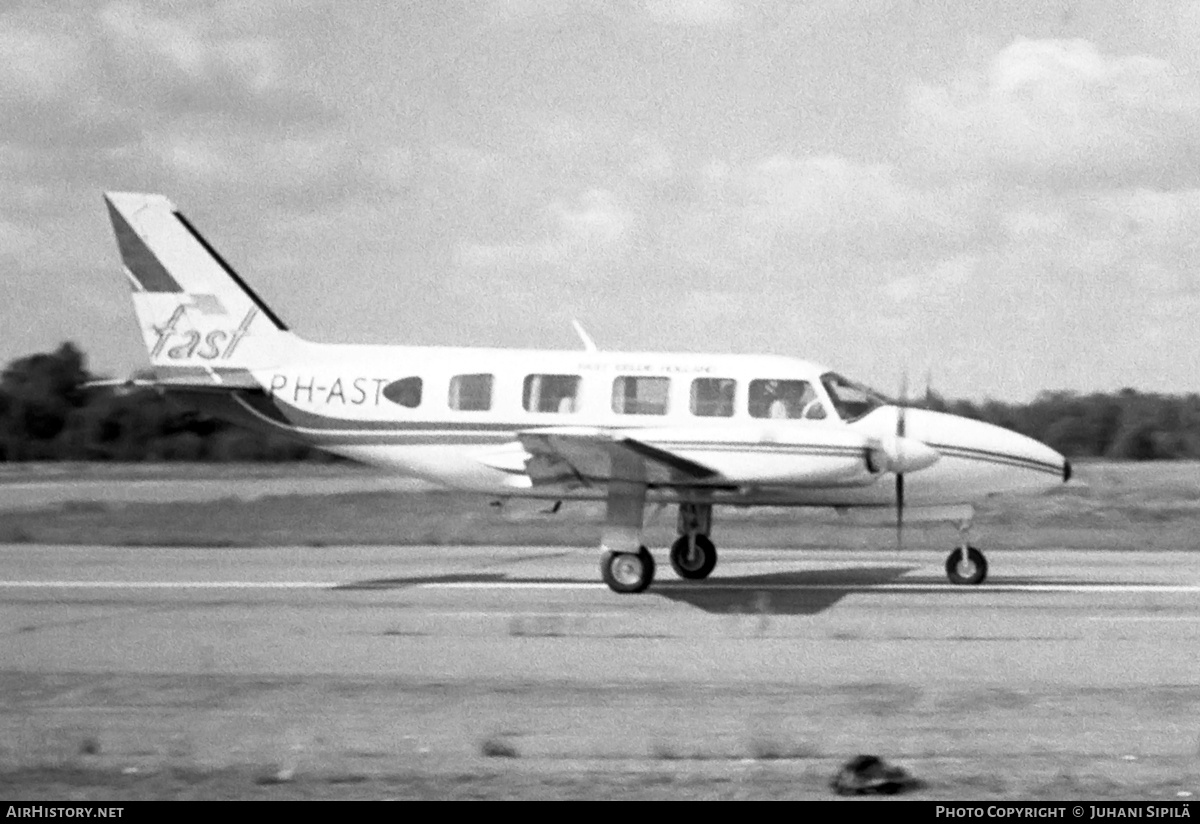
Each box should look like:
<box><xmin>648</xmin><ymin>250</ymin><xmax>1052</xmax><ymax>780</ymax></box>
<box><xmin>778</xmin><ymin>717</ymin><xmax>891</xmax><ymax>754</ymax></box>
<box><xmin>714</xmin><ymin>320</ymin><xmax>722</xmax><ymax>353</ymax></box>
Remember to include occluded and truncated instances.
<box><xmin>82</xmin><ymin>368</ymin><xmax>263</xmax><ymax>395</ymax></box>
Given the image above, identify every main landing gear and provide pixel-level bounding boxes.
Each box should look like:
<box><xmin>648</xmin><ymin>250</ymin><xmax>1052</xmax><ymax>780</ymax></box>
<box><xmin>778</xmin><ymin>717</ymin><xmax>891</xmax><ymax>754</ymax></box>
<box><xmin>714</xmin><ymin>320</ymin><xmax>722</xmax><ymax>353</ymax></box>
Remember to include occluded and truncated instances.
<box><xmin>944</xmin><ymin>520</ymin><xmax>988</xmax><ymax>585</ymax></box>
<box><xmin>600</xmin><ymin>547</ymin><xmax>656</xmax><ymax>594</ymax></box>
<box><xmin>598</xmin><ymin>483</ymin><xmax>717</xmax><ymax>594</ymax></box>
<box><xmin>669</xmin><ymin>503</ymin><xmax>717</xmax><ymax>580</ymax></box>
<box><xmin>596</xmin><ymin>491</ymin><xmax>990</xmax><ymax>592</ymax></box>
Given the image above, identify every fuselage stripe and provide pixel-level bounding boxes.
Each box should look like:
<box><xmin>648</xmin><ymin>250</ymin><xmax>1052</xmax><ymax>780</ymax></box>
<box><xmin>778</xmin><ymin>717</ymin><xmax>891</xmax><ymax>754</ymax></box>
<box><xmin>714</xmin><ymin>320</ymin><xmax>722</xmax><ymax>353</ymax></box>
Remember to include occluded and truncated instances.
<box><xmin>927</xmin><ymin>443</ymin><xmax>1062</xmax><ymax>476</ymax></box>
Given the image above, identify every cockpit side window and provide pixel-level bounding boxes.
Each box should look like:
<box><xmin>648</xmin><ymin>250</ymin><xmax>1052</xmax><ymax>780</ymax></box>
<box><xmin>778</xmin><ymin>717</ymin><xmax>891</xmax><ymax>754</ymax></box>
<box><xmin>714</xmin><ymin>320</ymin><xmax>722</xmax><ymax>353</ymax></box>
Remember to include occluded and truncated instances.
<box><xmin>820</xmin><ymin>372</ymin><xmax>889</xmax><ymax>422</ymax></box>
<box><xmin>748</xmin><ymin>379</ymin><xmax>821</xmax><ymax>419</ymax></box>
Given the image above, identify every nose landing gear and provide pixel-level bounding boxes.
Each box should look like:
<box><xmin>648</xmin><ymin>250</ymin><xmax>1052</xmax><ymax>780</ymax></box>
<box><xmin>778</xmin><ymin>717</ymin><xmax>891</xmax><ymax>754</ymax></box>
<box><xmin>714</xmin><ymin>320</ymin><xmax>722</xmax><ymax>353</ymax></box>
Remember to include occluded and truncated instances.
<box><xmin>945</xmin><ymin>519</ymin><xmax>987</xmax><ymax>585</ymax></box>
<box><xmin>945</xmin><ymin>545</ymin><xmax>987</xmax><ymax>585</ymax></box>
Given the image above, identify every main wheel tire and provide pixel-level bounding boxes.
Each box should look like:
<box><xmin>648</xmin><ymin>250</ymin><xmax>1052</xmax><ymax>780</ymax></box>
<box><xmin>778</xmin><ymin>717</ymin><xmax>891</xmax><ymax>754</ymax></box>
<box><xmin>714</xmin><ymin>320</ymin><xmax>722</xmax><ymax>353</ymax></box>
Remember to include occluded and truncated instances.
<box><xmin>638</xmin><ymin>545</ymin><xmax>656</xmax><ymax>585</ymax></box>
<box><xmin>601</xmin><ymin>547</ymin><xmax>654</xmax><ymax>594</ymax></box>
<box><xmin>945</xmin><ymin>546</ymin><xmax>988</xmax><ymax>585</ymax></box>
<box><xmin>669</xmin><ymin>535</ymin><xmax>717</xmax><ymax>580</ymax></box>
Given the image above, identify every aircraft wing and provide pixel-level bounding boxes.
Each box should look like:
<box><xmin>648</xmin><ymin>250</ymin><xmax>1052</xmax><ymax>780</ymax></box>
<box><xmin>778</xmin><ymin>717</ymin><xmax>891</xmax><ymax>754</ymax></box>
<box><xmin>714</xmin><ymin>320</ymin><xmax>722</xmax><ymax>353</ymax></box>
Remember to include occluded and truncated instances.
<box><xmin>514</xmin><ymin>427</ymin><xmax>722</xmax><ymax>488</ymax></box>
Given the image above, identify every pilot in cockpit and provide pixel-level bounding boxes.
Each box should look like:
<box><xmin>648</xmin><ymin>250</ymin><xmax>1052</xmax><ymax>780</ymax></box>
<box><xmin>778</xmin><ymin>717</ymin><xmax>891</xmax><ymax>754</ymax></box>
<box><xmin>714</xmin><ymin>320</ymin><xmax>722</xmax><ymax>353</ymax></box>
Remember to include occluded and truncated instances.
<box><xmin>769</xmin><ymin>381</ymin><xmax>826</xmax><ymax>420</ymax></box>
<box><xmin>768</xmin><ymin>381</ymin><xmax>802</xmax><ymax>419</ymax></box>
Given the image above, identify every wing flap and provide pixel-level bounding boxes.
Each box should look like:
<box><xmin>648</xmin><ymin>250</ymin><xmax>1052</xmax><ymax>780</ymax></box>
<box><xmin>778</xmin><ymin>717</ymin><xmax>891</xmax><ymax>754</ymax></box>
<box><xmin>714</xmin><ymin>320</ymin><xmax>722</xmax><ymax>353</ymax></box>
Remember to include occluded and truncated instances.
<box><xmin>514</xmin><ymin>428</ymin><xmax>721</xmax><ymax>487</ymax></box>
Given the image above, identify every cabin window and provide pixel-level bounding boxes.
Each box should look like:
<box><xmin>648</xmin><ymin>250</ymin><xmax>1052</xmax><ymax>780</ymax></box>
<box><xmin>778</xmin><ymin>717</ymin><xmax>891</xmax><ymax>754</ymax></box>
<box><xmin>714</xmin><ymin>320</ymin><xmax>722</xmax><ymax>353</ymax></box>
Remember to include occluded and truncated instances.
<box><xmin>690</xmin><ymin>378</ymin><xmax>736</xmax><ymax>417</ymax></box>
<box><xmin>748</xmin><ymin>379</ymin><xmax>819</xmax><ymax>419</ymax></box>
<box><xmin>523</xmin><ymin>374</ymin><xmax>581</xmax><ymax>413</ymax></box>
<box><xmin>448</xmin><ymin>373</ymin><xmax>493</xmax><ymax>411</ymax></box>
<box><xmin>382</xmin><ymin>376</ymin><xmax>423</xmax><ymax>408</ymax></box>
<box><xmin>612</xmin><ymin>376</ymin><xmax>670</xmax><ymax>415</ymax></box>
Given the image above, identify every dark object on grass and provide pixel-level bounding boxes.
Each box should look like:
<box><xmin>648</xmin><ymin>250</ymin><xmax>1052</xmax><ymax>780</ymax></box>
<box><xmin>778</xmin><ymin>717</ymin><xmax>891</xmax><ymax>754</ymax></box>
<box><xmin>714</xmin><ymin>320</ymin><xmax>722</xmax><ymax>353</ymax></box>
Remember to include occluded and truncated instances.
<box><xmin>830</xmin><ymin>754</ymin><xmax>921</xmax><ymax>795</ymax></box>
<box><xmin>481</xmin><ymin>737</ymin><xmax>519</xmax><ymax>758</ymax></box>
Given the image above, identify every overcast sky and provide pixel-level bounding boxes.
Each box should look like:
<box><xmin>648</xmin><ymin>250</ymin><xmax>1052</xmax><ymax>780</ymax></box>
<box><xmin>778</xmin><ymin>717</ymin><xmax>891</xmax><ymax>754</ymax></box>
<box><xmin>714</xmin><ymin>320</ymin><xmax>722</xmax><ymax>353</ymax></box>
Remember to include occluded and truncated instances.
<box><xmin>2</xmin><ymin>0</ymin><xmax>1198</xmax><ymax>400</ymax></box>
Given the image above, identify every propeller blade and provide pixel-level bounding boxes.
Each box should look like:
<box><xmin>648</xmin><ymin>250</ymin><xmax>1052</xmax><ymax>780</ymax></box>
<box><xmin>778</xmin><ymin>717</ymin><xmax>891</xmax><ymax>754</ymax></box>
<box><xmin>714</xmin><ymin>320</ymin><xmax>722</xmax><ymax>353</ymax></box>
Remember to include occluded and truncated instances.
<box><xmin>895</xmin><ymin>371</ymin><xmax>908</xmax><ymax>550</ymax></box>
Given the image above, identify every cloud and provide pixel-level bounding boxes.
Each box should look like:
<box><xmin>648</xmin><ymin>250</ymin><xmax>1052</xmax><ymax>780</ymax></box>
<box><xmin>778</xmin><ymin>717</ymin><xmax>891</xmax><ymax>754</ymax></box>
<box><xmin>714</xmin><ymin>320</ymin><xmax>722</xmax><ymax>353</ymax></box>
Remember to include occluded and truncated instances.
<box><xmin>904</xmin><ymin>39</ymin><xmax>1200</xmax><ymax>188</ymax></box>
<box><xmin>644</xmin><ymin>0</ymin><xmax>740</xmax><ymax>27</ymax></box>
<box><xmin>142</xmin><ymin>124</ymin><xmax>415</xmax><ymax>213</ymax></box>
<box><xmin>458</xmin><ymin>189</ymin><xmax>633</xmax><ymax>276</ymax></box>
<box><xmin>0</xmin><ymin>219</ymin><xmax>37</xmax><ymax>259</ymax></box>
<box><xmin>627</xmin><ymin>137</ymin><xmax>675</xmax><ymax>182</ymax></box>
<box><xmin>0</xmin><ymin>21</ymin><xmax>88</xmax><ymax>102</ymax></box>
<box><xmin>0</xmin><ymin>2</ymin><xmax>327</xmax><ymax>157</ymax></box>
<box><xmin>98</xmin><ymin>1</ymin><xmax>279</xmax><ymax>90</ymax></box>
<box><xmin>885</xmin><ymin>254</ymin><xmax>976</xmax><ymax>304</ymax></box>
<box><xmin>478</xmin><ymin>0</ymin><xmax>592</xmax><ymax>26</ymax></box>
<box><xmin>678</xmin><ymin>289</ymin><xmax>758</xmax><ymax>323</ymax></box>
<box><xmin>651</xmin><ymin>153</ymin><xmax>978</xmax><ymax>285</ymax></box>
<box><xmin>94</xmin><ymin>1</ymin><xmax>325</xmax><ymax>122</ymax></box>
<box><xmin>739</xmin><ymin>155</ymin><xmax>964</xmax><ymax>239</ymax></box>
<box><xmin>479</xmin><ymin>0</ymin><xmax>741</xmax><ymax>27</ymax></box>
<box><xmin>998</xmin><ymin>188</ymin><xmax>1200</xmax><ymax>288</ymax></box>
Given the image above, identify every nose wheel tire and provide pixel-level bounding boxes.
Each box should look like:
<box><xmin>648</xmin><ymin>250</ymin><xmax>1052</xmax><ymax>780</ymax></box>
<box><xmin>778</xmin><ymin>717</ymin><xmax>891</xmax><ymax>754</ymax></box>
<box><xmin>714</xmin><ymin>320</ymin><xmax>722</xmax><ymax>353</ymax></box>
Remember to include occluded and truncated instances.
<box><xmin>669</xmin><ymin>535</ymin><xmax>718</xmax><ymax>580</ymax></box>
<box><xmin>945</xmin><ymin>546</ymin><xmax>988</xmax><ymax>585</ymax></box>
<box><xmin>601</xmin><ymin>547</ymin><xmax>655</xmax><ymax>593</ymax></box>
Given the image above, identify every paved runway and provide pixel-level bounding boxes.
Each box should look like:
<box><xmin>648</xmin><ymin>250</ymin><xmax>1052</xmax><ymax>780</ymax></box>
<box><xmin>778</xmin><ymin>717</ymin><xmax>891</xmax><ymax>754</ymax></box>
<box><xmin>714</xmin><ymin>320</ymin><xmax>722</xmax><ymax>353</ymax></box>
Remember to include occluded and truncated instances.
<box><xmin>3</xmin><ymin>542</ymin><xmax>1200</xmax><ymax>796</ymax></box>
<box><xmin>2</xmin><ymin>544</ymin><xmax>1197</xmax><ymax>687</ymax></box>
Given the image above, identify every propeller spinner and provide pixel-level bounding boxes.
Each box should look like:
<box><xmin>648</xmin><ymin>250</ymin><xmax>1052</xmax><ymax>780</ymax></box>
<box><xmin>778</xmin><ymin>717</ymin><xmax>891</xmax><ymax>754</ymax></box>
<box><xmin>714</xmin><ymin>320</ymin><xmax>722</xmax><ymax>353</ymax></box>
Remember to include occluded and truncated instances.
<box><xmin>859</xmin><ymin>375</ymin><xmax>940</xmax><ymax>549</ymax></box>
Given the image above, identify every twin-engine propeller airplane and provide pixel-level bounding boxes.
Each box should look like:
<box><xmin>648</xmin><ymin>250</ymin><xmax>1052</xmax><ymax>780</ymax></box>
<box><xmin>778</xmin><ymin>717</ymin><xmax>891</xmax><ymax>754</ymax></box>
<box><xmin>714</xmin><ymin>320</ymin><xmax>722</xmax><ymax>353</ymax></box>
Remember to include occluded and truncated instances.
<box><xmin>102</xmin><ymin>192</ymin><xmax>1071</xmax><ymax>594</ymax></box>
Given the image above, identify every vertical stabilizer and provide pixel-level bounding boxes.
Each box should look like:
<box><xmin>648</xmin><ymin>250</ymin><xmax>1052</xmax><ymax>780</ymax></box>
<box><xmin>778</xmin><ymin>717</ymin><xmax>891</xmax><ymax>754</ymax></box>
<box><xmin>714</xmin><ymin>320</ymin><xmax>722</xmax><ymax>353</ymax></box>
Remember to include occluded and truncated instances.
<box><xmin>104</xmin><ymin>192</ymin><xmax>296</xmax><ymax>371</ymax></box>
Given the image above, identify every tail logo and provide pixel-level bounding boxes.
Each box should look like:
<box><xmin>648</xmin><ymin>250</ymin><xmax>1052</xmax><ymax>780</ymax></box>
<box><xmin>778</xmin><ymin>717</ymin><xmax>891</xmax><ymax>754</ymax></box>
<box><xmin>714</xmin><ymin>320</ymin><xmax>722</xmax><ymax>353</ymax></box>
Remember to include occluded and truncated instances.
<box><xmin>151</xmin><ymin>305</ymin><xmax>258</xmax><ymax>361</ymax></box>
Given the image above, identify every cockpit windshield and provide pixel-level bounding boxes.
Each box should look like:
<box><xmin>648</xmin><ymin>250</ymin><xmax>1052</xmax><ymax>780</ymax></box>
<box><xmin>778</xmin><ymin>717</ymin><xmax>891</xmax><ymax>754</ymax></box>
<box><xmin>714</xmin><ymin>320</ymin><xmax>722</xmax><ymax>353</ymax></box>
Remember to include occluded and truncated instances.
<box><xmin>819</xmin><ymin>372</ymin><xmax>891</xmax><ymax>422</ymax></box>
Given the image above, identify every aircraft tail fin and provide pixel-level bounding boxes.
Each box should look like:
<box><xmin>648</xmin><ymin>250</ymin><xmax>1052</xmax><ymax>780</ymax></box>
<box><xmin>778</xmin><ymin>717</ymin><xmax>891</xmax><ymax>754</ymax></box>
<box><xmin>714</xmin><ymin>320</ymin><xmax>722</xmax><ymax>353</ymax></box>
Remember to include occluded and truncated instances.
<box><xmin>103</xmin><ymin>192</ymin><xmax>297</xmax><ymax>371</ymax></box>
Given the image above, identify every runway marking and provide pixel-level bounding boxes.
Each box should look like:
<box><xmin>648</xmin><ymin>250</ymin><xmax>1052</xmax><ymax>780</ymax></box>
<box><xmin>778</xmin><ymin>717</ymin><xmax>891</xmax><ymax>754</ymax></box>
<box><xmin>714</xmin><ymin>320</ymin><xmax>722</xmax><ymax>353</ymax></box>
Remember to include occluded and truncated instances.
<box><xmin>1088</xmin><ymin>615</ymin><xmax>1200</xmax><ymax>622</ymax></box>
<box><xmin>0</xmin><ymin>581</ymin><xmax>334</xmax><ymax>589</ymax></box>
<box><xmin>424</xmin><ymin>582</ymin><xmax>1200</xmax><ymax>593</ymax></box>
<box><xmin>0</xmin><ymin>581</ymin><xmax>1198</xmax><ymax>593</ymax></box>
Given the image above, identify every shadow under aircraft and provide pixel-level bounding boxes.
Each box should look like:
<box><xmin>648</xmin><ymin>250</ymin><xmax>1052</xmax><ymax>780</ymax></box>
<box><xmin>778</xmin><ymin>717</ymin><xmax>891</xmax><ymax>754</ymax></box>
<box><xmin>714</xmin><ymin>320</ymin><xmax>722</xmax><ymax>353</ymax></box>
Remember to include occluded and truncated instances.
<box><xmin>650</xmin><ymin>564</ymin><xmax>920</xmax><ymax>615</ymax></box>
<box><xmin>338</xmin><ymin>564</ymin><xmax>922</xmax><ymax>617</ymax></box>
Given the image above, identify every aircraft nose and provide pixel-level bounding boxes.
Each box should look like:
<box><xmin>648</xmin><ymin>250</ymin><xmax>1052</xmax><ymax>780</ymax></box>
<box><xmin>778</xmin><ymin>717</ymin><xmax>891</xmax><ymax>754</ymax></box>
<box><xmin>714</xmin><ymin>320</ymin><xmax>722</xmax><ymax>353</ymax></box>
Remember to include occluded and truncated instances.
<box><xmin>899</xmin><ymin>408</ymin><xmax>1068</xmax><ymax>493</ymax></box>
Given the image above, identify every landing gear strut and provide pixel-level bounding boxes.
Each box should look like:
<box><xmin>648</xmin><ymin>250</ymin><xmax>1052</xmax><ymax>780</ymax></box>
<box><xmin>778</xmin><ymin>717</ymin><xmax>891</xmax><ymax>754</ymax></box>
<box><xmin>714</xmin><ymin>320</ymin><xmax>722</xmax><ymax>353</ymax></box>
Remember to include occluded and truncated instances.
<box><xmin>598</xmin><ymin>472</ymin><xmax>655</xmax><ymax>594</ymax></box>
<box><xmin>945</xmin><ymin>519</ymin><xmax>987</xmax><ymax>585</ymax></box>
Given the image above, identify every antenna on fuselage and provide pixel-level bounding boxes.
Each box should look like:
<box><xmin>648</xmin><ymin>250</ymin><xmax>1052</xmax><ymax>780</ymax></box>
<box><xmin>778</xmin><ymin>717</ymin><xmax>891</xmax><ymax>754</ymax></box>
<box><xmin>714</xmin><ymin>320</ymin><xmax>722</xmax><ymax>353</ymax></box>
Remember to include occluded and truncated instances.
<box><xmin>571</xmin><ymin>318</ymin><xmax>598</xmax><ymax>353</ymax></box>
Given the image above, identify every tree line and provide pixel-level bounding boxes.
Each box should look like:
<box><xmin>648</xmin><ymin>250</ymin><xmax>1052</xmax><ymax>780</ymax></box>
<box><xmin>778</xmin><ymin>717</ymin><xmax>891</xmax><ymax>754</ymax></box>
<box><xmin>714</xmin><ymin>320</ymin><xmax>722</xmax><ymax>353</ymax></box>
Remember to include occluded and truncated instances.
<box><xmin>1</xmin><ymin>342</ymin><xmax>1197</xmax><ymax>461</ymax></box>
<box><xmin>0</xmin><ymin>342</ymin><xmax>327</xmax><ymax>462</ymax></box>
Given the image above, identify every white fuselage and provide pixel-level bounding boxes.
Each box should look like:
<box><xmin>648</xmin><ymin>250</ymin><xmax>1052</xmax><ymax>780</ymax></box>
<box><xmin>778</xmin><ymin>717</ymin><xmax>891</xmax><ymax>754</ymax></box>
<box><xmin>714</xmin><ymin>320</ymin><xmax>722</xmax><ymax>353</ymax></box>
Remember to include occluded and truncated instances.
<box><xmin>225</xmin><ymin>340</ymin><xmax>1068</xmax><ymax>508</ymax></box>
